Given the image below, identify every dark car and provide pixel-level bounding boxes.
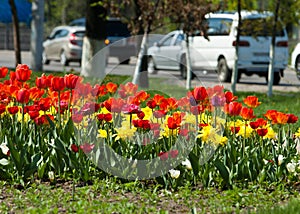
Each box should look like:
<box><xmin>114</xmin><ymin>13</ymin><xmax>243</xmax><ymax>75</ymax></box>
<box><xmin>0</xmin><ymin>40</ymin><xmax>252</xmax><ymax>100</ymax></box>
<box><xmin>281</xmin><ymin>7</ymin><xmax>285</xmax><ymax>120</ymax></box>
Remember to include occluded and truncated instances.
<box><xmin>69</xmin><ymin>17</ymin><xmax>137</xmax><ymax>64</ymax></box>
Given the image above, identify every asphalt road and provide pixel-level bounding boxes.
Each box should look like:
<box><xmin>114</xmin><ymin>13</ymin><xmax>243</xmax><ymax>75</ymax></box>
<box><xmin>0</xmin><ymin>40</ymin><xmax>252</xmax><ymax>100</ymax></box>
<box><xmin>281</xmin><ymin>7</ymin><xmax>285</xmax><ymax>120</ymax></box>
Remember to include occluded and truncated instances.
<box><xmin>1</xmin><ymin>50</ymin><xmax>300</xmax><ymax>93</ymax></box>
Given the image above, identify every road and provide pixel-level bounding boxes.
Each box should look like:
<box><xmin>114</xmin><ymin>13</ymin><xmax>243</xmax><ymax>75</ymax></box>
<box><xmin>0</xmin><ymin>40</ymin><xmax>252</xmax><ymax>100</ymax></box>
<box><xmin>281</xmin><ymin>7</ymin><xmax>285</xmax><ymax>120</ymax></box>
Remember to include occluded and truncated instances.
<box><xmin>1</xmin><ymin>50</ymin><xmax>300</xmax><ymax>93</ymax></box>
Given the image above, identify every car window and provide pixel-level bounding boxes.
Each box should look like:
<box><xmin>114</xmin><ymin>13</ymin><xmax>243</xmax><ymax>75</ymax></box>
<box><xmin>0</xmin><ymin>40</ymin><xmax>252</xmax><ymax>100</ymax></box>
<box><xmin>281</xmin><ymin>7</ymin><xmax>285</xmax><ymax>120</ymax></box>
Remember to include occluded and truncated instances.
<box><xmin>207</xmin><ymin>18</ymin><xmax>232</xmax><ymax>35</ymax></box>
<box><xmin>240</xmin><ymin>18</ymin><xmax>285</xmax><ymax>37</ymax></box>
<box><xmin>174</xmin><ymin>34</ymin><xmax>184</xmax><ymax>45</ymax></box>
<box><xmin>74</xmin><ymin>31</ymin><xmax>85</xmax><ymax>38</ymax></box>
<box><xmin>58</xmin><ymin>29</ymin><xmax>69</xmax><ymax>38</ymax></box>
<box><xmin>161</xmin><ymin>35</ymin><xmax>174</xmax><ymax>46</ymax></box>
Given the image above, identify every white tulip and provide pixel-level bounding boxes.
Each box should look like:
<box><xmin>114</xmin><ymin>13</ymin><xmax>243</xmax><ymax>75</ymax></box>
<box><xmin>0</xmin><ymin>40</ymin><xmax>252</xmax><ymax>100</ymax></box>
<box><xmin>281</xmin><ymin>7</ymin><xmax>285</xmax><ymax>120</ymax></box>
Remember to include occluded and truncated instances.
<box><xmin>0</xmin><ymin>143</ymin><xmax>9</xmax><ymax>156</ymax></box>
<box><xmin>286</xmin><ymin>162</ymin><xmax>296</xmax><ymax>173</ymax></box>
<box><xmin>182</xmin><ymin>159</ymin><xmax>192</xmax><ymax>170</ymax></box>
<box><xmin>278</xmin><ymin>155</ymin><xmax>284</xmax><ymax>166</ymax></box>
<box><xmin>169</xmin><ymin>169</ymin><xmax>180</xmax><ymax>179</ymax></box>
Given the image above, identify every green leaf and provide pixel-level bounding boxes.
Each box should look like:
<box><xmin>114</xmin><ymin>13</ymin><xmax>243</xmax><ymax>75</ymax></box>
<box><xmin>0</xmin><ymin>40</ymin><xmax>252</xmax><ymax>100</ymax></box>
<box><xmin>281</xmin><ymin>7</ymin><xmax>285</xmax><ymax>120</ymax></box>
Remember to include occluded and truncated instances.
<box><xmin>189</xmin><ymin>152</ymin><xmax>199</xmax><ymax>176</ymax></box>
<box><xmin>214</xmin><ymin>159</ymin><xmax>231</xmax><ymax>187</ymax></box>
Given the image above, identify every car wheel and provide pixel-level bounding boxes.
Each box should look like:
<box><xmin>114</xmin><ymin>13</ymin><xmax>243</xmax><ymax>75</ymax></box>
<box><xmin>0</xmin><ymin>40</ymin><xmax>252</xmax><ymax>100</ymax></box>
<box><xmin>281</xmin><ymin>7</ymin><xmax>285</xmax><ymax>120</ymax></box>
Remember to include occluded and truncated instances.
<box><xmin>180</xmin><ymin>55</ymin><xmax>195</xmax><ymax>80</ymax></box>
<box><xmin>42</xmin><ymin>51</ymin><xmax>50</xmax><ymax>65</ymax></box>
<box><xmin>296</xmin><ymin>56</ymin><xmax>300</xmax><ymax>80</ymax></box>
<box><xmin>266</xmin><ymin>72</ymin><xmax>281</xmax><ymax>85</ymax></box>
<box><xmin>180</xmin><ymin>56</ymin><xmax>187</xmax><ymax>79</ymax></box>
<box><xmin>217</xmin><ymin>58</ymin><xmax>231</xmax><ymax>82</ymax></box>
<box><xmin>147</xmin><ymin>56</ymin><xmax>158</xmax><ymax>74</ymax></box>
<box><xmin>119</xmin><ymin>58</ymin><xmax>130</xmax><ymax>64</ymax></box>
<box><xmin>60</xmin><ymin>50</ymin><xmax>69</xmax><ymax>66</ymax></box>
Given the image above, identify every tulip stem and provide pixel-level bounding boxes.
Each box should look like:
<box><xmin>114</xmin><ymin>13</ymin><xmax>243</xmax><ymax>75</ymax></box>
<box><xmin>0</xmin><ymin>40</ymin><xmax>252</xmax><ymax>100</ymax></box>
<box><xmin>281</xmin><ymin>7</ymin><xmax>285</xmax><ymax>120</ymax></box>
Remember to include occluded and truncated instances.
<box><xmin>21</xmin><ymin>103</ymin><xmax>24</xmax><ymax>132</ymax></box>
<box><xmin>57</xmin><ymin>91</ymin><xmax>61</xmax><ymax>128</ymax></box>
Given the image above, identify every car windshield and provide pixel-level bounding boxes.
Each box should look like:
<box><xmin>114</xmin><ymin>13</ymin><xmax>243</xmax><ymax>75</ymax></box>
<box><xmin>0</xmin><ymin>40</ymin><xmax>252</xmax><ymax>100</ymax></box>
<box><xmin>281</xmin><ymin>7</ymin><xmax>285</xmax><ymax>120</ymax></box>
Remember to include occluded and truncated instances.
<box><xmin>240</xmin><ymin>18</ymin><xmax>285</xmax><ymax>37</ymax></box>
<box><xmin>106</xmin><ymin>21</ymin><xmax>130</xmax><ymax>37</ymax></box>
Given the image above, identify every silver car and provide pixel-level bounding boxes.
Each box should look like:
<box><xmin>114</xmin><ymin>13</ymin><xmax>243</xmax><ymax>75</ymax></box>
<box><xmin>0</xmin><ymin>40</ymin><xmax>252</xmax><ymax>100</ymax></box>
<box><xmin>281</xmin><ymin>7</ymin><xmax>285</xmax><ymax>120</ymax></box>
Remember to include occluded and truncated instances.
<box><xmin>43</xmin><ymin>26</ymin><xmax>85</xmax><ymax>66</ymax></box>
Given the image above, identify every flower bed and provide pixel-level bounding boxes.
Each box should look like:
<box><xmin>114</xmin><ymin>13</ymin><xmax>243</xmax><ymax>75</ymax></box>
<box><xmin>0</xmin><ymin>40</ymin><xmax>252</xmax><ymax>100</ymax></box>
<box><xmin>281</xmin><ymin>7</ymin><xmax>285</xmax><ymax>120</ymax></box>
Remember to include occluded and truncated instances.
<box><xmin>0</xmin><ymin>64</ymin><xmax>300</xmax><ymax>188</ymax></box>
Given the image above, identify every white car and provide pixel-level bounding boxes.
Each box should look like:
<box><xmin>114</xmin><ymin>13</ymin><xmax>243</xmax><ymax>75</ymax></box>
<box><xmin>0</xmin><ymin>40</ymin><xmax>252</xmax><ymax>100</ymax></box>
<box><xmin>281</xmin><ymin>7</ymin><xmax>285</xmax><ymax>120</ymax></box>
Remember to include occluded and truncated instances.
<box><xmin>291</xmin><ymin>43</ymin><xmax>300</xmax><ymax>79</ymax></box>
<box><xmin>148</xmin><ymin>11</ymin><xmax>289</xmax><ymax>85</ymax></box>
<box><xmin>43</xmin><ymin>26</ymin><xmax>85</xmax><ymax>66</ymax></box>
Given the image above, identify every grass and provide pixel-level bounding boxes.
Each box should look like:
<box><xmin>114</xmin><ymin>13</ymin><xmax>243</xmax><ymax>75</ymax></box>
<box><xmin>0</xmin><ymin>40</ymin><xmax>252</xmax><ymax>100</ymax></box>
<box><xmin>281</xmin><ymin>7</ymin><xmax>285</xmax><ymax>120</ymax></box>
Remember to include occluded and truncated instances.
<box><xmin>1</xmin><ymin>178</ymin><xmax>300</xmax><ymax>213</ymax></box>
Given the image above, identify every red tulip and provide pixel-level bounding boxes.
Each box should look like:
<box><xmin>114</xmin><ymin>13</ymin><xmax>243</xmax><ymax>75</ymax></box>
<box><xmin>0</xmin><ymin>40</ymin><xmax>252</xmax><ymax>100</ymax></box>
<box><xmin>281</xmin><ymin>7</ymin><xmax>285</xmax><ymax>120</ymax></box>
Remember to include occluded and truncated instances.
<box><xmin>106</xmin><ymin>82</ymin><xmax>118</xmax><ymax>94</ymax></box>
<box><xmin>79</xmin><ymin>143</ymin><xmax>95</xmax><ymax>154</ymax></box>
<box><xmin>34</xmin><ymin>114</ymin><xmax>54</xmax><ymax>125</ymax></box>
<box><xmin>0</xmin><ymin>67</ymin><xmax>9</xmax><ymax>78</ymax></box>
<box><xmin>228</xmin><ymin>102</ymin><xmax>242</xmax><ymax>116</ymax></box>
<box><xmin>243</xmin><ymin>96</ymin><xmax>261</xmax><ymax>108</ymax></box>
<box><xmin>250</xmin><ymin>118</ymin><xmax>267</xmax><ymax>129</ymax></box>
<box><xmin>96</xmin><ymin>113</ymin><xmax>112</xmax><ymax>122</ymax></box>
<box><xmin>16</xmin><ymin>88</ymin><xmax>30</xmax><ymax>104</ymax></box>
<box><xmin>50</xmin><ymin>76</ymin><xmax>65</xmax><ymax>91</ymax></box>
<box><xmin>169</xmin><ymin>150</ymin><xmax>179</xmax><ymax>158</ymax></box>
<box><xmin>36</xmin><ymin>97</ymin><xmax>52</xmax><ymax>111</ymax></box>
<box><xmin>36</xmin><ymin>74</ymin><xmax>51</xmax><ymax>88</ymax></box>
<box><xmin>230</xmin><ymin>126</ymin><xmax>240</xmax><ymax>134</ymax></box>
<box><xmin>64</xmin><ymin>74</ymin><xmax>81</xmax><ymax>89</ymax></box>
<box><xmin>257</xmin><ymin>128</ymin><xmax>268</xmax><ymax>137</ymax></box>
<box><xmin>287</xmin><ymin>114</ymin><xmax>298</xmax><ymax>124</ymax></box>
<box><xmin>7</xmin><ymin>106</ymin><xmax>19</xmax><ymax>115</ymax></box>
<box><xmin>167</xmin><ymin>116</ymin><xmax>181</xmax><ymax>129</ymax></box>
<box><xmin>146</xmin><ymin>100</ymin><xmax>157</xmax><ymax>109</ymax></box>
<box><xmin>240</xmin><ymin>107</ymin><xmax>255</xmax><ymax>120</ymax></box>
<box><xmin>225</xmin><ymin>91</ymin><xmax>238</xmax><ymax>103</ymax></box>
<box><xmin>0</xmin><ymin>104</ymin><xmax>6</xmax><ymax>114</ymax></box>
<box><xmin>72</xmin><ymin>114</ymin><xmax>84</xmax><ymax>123</ymax></box>
<box><xmin>192</xmin><ymin>86</ymin><xmax>208</xmax><ymax>102</ymax></box>
<box><xmin>15</xmin><ymin>64</ymin><xmax>32</xmax><ymax>82</ymax></box>
<box><xmin>264</xmin><ymin>110</ymin><xmax>277</xmax><ymax>121</ymax></box>
<box><xmin>71</xmin><ymin>144</ymin><xmax>79</xmax><ymax>153</ymax></box>
<box><xmin>158</xmin><ymin>151</ymin><xmax>168</xmax><ymax>161</ymax></box>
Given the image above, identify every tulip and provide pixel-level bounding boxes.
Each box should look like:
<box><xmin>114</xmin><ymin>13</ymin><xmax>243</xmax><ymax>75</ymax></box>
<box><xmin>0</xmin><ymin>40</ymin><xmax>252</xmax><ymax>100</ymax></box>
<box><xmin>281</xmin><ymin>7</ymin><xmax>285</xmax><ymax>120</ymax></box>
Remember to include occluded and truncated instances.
<box><xmin>224</xmin><ymin>91</ymin><xmax>238</xmax><ymax>103</ymax></box>
<box><xmin>240</xmin><ymin>107</ymin><xmax>255</xmax><ymax>120</ymax></box>
<box><xmin>169</xmin><ymin>169</ymin><xmax>180</xmax><ymax>179</ymax></box>
<box><xmin>15</xmin><ymin>64</ymin><xmax>32</xmax><ymax>82</ymax></box>
<box><xmin>16</xmin><ymin>88</ymin><xmax>30</xmax><ymax>104</ymax></box>
<box><xmin>256</xmin><ymin>128</ymin><xmax>268</xmax><ymax>137</ymax></box>
<box><xmin>243</xmin><ymin>95</ymin><xmax>261</xmax><ymax>108</ymax></box>
<box><xmin>71</xmin><ymin>144</ymin><xmax>79</xmax><ymax>153</ymax></box>
<box><xmin>228</xmin><ymin>101</ymin><xmax>242</xmax><ymax>116</ymax></box>
<box><xmin>50</xmin><ymin>76</ymin><xmax>65</xmax><ymax>91</ymax></box>
<box><xmin>158</xmin><ymin>151</ymin><xmax>168</xmax><ymax>161</ymax></box>
<box><xmin>169</xmin><ymin>150</ymin><xmax>179</xmax><ymax>158</ymax></box>
<box><xmin>192</xmin><ymin>86</ymin><xmax>208</xmax><ymax>102</ymax></box>
<box><xmin>167</xmin><ymin>116</ymin><xmax>180</xmax><ymax>129</ymax></box>
<box><xmin>105</xmin><ymin>82</ymin><xmax>118</xmax><ymax>93</ymax></box>
<box><xmin>79</xmin><ymin>143</ymin><xmax>95</xmax><ymax>154</ymax></box>
<box><xmin>64</xmin><ymin>74</ymin><xmax>81</xmax><ymax>89</ymax></box>
<box><xmin>7</xmin><ymin>106</ymin><xmax>19</xmax><ymax>115</ymax></box>
<box><xmin>0</xmin><ymin>67</ymin><xmax>9</xmax><ymax>78</ymax></box>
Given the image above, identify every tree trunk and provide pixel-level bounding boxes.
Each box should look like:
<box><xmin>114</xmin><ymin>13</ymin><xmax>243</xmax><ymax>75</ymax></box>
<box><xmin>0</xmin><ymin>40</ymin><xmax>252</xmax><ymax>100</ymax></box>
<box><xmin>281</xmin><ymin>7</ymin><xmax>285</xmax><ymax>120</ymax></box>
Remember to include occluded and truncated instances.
<box><xmin>81</xmin><ymin>0</ymin><xmax>107</xmax><ymax>78</ymax></box>
<box><xmin>267</xmin><ymin>0</ymin><xmax>280</xmax><ymax>97</ymax></box>
<box><xmin>30</xmin><ymin>0</ymin><xmax>45</xmax><ymax>71</ymax></box>
<box><xmin>81</xmin><ymin>37</ymin><xmax>107</xmax><ymax>79</ymax></box>
<box><xmin>231</xmin><ymin>0</ymin><xmax>241</xmax><ymax>93</ymax></box>
<box><xmin>132</xmin><ymin>32</ymin><xmax>149</xmax><ymax>88</ymax></box>
<box><xmin>9</xmin><ymin>0</ymin><xmax>21</xmax><ymax>67</ymax></box>
<box><xmin>185</xmin><ymin>33</ymin><xmax>192</xmax><ymax>90</ymax></box>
